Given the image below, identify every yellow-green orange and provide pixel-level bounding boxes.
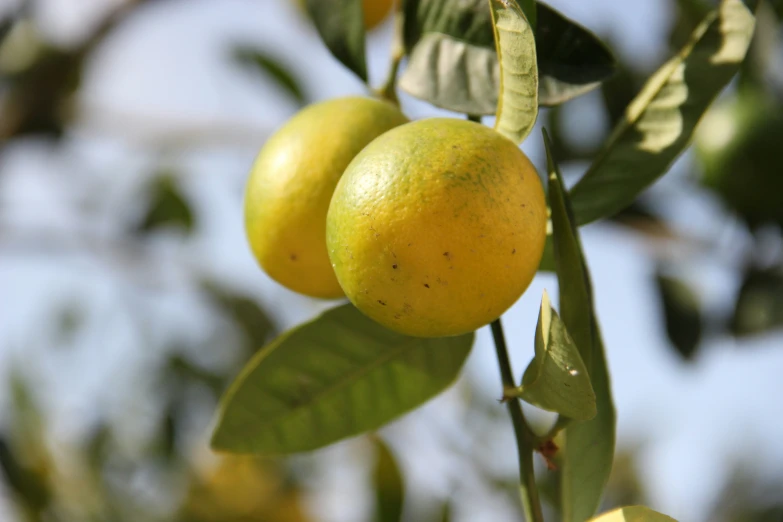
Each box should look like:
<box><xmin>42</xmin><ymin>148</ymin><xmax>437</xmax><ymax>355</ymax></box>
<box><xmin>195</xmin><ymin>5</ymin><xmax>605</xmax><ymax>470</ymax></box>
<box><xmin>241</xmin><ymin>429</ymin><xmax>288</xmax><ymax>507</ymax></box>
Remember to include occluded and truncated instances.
<box><xmin>326</xmin><ymin>118</ymin><xmax>547</xmax><ymax>337</ymax></box>
<box><xmin>245</xmin><ymin>97</ymin><xmax>408</xmax><ymax>298</ymax></box>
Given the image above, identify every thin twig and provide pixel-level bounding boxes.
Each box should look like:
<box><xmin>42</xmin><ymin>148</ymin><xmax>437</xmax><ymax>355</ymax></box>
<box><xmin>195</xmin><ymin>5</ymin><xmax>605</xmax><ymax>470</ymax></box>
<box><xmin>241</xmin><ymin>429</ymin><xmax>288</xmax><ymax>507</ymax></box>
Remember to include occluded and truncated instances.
<box><xmin>491</xmin><ymin>318</ymin><xmax>544</xmax><ymax>522</ymax></box>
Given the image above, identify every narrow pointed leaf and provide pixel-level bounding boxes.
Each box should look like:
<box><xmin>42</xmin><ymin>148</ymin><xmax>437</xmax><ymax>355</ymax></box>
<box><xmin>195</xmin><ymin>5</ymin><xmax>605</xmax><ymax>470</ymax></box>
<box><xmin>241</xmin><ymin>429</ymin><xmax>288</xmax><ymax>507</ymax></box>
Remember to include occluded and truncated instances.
<box><xmin>655</xmin><ymin>271</ymin><xmax>702</xmax><ymax>360</ymax></box>
<box><xmin>570</xmin><ymin>0</ymin><xmax>756</xmax><ymax>225</ymax></box>
<box><xmin>232</xmin><ymin>47</ymin><xmax>306</xmax><ymax>105</ymax></box>
<box><xmin>589</xmin><ymin>506</ymin><xmax>678</xmax><ymax>522</ymax></box>
<box><xmin>490</xmin><ymin>0</ymin><xmax>538</xmax><ymax>143</ymax></box>
<box><xmin>372</xmin><ymin>438</ymin><xmax>405</xmax><ymax>522</ymax></box>
<box><xmin>544</xmin><ymin>129</ymin><xmax>616</xmax><ymax>522</ymax></box>
<box><xmin>512</xmin><ymin>291</ymin><xmax>596</xmax><ymax>420</ymax></box>
<box><xmin>211</xmin><ymin>304</ymin><xmax>474</xmax><ymax>455</ymax></box>
<box><xmin>304</xmin><ymin>0</ymin><xmax>367</xmax><ymax>82</ymax></box>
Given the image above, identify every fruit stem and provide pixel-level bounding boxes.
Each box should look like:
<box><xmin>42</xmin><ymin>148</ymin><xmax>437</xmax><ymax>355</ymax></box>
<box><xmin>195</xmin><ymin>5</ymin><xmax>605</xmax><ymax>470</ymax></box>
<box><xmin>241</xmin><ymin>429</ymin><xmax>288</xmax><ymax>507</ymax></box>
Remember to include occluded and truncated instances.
<box><xmin>376</xmin><ymin>0</ymin><xmax>405</xmax><ymax>105</ymax></box>
<box><xmin>491</xmin><ymin>318</ymin><xmax>545</xmax><ymax>522</ymax></box>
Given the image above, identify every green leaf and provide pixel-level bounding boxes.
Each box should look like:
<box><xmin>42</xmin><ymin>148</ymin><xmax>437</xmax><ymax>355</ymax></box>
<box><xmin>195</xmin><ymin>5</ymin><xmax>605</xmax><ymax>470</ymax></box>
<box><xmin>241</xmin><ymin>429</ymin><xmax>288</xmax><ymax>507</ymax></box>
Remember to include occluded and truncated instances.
<box><xmin>490</xmin><ymin>0</ymin><xmax>538</xmax><ymax>143</ymax></box>
<box><xmin>437</xmin><ymin>502</ymin><xmax>453</xmax><ymax>522</ymax></box>
<box><xmin>536</xmin><ymin>2</ymin><xmax>616</xmax><ymax>106</ymax></box>
<box><xmin>211</xmin><ymin>304</ymin><xmax>474</xmax><ymax>455</ymax></box>
<box><xmin>589</xmin><ymin>505</ymin><xmax>678</xmax><ymax>522</ymax></box>
<box><xmin>569</xmin><ymin>0</ymin><xmax>756</xmax><ymax>225</ymax></box>
<box><xmin>398</xmin><ymin>33</ymin><xmax>499</xmax><ymax>115</ymax></box>
<box><xmin>730</xmin><ymin>265</ymin><xmax>783</xmax><ymax>337</ymax></box>
<box><xmin>544</xmin><ymin>129</ymin><xmax>616</xmax><ymax>522</ymax></box>
<box><xmin>372</xmin><ymin>437</ymin><xmax>405</xmax><ymax>522</ymax></box>
<box><xmin>518</xmin><ymin>0</ymin><xmax>537</xmax><ymax>29</ymax></box>
<box><xmin>402</xmin><ymin>0</ymin><xmax>494</xmax><ymax>53</ymax></box>
<box><xmin>136</xmin><ymin>174</ymin><xmax>194</xmax><ymax>234</ymax></box>
<box><xmin>655</xmin><ymin>270</ymin><xmax>702</xmax><ymax>360</ymax></box>
<box><xmin>304</xmin><ymin>0</ymin><xmax>367</xmax><ymax>82</ymax></box>
<box><xmin>509</xmin><ymin>291</ymin><xmax>596</xmax><ymax>420</ymax></box>
<box><xmin>0</xmin><ymin>436</ymin><xmax>50</xmax><ymax>513</ymax></box>
<box><xmin>400</xmin><ymin>0</ymin><xmax>613</xmax><ymax>112</ymax></box>
<box><xmin>232</xmin><ymin>47</ymin><xmax>306</xmax><ymax>105</ymax></box>
<box><xmin>201</xmin><ymin>281</ymin><xmax>275</xmax><ymax>352</ymax></box>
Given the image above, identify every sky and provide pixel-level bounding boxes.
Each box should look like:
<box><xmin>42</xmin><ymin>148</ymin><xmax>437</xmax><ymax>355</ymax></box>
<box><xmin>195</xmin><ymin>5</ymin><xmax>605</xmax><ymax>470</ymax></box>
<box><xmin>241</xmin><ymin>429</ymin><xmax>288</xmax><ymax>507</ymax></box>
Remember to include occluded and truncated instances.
<box><xmin>1</xmin><ymin>0</ymin><xmax>782</xmax><ymax>521</ymax></box>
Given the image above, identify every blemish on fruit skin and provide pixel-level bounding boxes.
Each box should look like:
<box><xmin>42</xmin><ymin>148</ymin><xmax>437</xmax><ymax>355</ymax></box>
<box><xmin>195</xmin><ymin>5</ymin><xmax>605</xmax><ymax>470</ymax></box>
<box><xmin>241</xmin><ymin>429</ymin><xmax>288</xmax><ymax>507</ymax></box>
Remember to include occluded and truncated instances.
<box><xmin>392</xmin><ymin>264</ymin><xmax>398</xmax><ymax>269</ymax></box>
<box><xmin>512</xmin><ymin>248</ymin><xmax>516</xmax><ymax>254</ymax></box>
<box><xmin>378</xmin><ymin>300</ymin><xmax>387</xmax><ymax>306</ymax></box>
<box><xmin>290</xmin><ymin>253</ymin><xmax>297</xmax><ymax>261</ymax></box>
<box><xmin>443</xmin><ymin>251</ymin><xmax>451</xmax><ymax>260</ymax></box>
<box><xmin>424</xmin><ymin>283</ymin><xmax>430</xmax><ymax>288</ymax></box>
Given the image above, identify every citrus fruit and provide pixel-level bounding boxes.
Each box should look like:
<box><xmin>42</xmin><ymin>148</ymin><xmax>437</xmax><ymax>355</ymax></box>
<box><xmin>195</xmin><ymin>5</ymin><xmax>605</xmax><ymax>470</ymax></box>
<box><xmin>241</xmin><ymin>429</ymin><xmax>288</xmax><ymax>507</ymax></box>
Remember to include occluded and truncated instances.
<box><xmin>245</xmin><ymin>97</ymin><xmax>408</xmax><ymax>298</ymax></box>
<box><xmin>294</xmin><ymin>0</ymin><xmax>393</xmax><ymax>30</ymax></box>
<box><xmin>362</xmin><ymin>0</ymin><xmax>394</xmax><ymax>30</ymax></box>
<box><xmin>326</xmin><ymin>118</ymin><xmax>547</xmax><ymax>337</ymax></box>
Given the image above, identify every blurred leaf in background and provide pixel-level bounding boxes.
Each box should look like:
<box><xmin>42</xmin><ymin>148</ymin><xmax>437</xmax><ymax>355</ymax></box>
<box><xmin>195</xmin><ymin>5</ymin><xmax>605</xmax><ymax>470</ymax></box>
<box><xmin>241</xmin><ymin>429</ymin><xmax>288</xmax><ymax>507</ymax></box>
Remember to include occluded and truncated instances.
<box><xmin>655</xmin><ymin>268</ymin><xmax>703</xmax><ymax>361</ymax></box>
<box><xmin>730</xmin><ymin>265</ymin><xmax>783</xmax><ymax>337</ymax></box>
<box><xmin>232</xmin><ymin>46</ymin><xmax>307</xmax><ymax>106</ymax></box>
<box><xmin>134</xmin><ymin>173</ymin><xmax>195</xmax><ymax>235</ymax></box>
<box><xmin>372</xmin><ymin>437</ymin><xmax>405</xmax><ymax>522</ymax></box>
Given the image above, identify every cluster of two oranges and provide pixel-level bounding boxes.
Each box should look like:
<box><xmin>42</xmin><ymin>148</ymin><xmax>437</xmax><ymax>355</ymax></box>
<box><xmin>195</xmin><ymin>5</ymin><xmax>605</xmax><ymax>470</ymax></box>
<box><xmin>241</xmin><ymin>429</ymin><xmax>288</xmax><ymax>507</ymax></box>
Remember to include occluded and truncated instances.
<box><xmin>244</xmin><ymin>94</ymin><xmax>547</xmax><ymax>338</ymax></box>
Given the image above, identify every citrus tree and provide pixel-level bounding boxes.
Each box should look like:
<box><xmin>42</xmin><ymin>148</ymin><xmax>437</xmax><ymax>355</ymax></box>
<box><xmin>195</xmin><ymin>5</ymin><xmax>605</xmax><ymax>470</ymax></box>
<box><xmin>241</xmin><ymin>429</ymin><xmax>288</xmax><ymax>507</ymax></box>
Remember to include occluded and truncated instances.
<box><xmin>209</xmin><ymin>0</ymin><xmax>755</xmax><ymax>521</ymax></box>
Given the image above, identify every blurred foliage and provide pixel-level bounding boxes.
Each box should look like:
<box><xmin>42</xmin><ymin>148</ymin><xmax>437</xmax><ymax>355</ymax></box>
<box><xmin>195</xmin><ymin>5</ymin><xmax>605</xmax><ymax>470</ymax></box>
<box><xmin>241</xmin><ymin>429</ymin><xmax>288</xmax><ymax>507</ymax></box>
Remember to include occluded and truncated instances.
<box><xmin>707</xmin><ymin>467</ymin><xmax>783</xmax><ymax>522</ymax></box>
<box><xmin>371</xmin><ymin>437</ymin><xmax>405</xmax><ymax>522</ymax></box>
<box><xmin>0</xmin><ymin>0</ymin><xmax>782</xmax><ymax>521</ymax></box>
<box><xmin>730</xmin><ymin>264</ymin><xmax>783</xmax><ymax>336</ymax></box>
<box><xmin>232</xmin><ymin>46</ymin><xmax>307</xmax><ymax>106</ymax></box>
<box><xmin>134</xmin><ymin>173</ymin><xmax>195</xmax><ymax>235</ymax></box>
<box><xmin>655</xmin><ymin>268</ymin><xmax>703</xmax><ymax>361</ymax></box>
<box><xmin>546</xmin><ymin>0</ymin><xmax>783</xmax><ymax>356</ymax></box>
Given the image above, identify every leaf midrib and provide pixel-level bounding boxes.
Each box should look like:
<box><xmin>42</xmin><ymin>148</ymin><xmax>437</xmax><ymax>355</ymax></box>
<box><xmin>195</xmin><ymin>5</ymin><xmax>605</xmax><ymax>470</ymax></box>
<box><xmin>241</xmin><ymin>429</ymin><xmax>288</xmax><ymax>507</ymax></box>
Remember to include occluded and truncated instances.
<box><xmin>237</xmin><ymin>328</ymin><xmax>439</xmax><ymax>434</ymax></box>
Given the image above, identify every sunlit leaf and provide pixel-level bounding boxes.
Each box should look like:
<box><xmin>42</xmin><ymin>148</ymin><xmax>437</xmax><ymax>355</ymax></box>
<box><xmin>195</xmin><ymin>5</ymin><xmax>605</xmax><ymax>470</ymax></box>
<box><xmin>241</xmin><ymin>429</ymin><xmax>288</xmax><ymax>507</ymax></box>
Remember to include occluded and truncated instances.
<box><xmin>211</xmin><ymin>304</ymin><xmax>474</xmax><ymax>455</ymax></box>
<box><xmin>544</xmin><ymin>129</ymin><xmax>616</xmax><ymax>522</ymax></box>
<box><xmin>304</xmin><ymin>0</ymin><xmax>367</xmax><ymax>82</ymax></box>
<box><xmin>655</xmin><ymin>270</ymin><xmax>702</xmax><ymax>360</ymax></box>
<box><xmin>509</xmin><ymin>291</ymin><xmax>596</xmax><ymax>420</ymax></box>
<box><xmin>570</xmin><ymin>0</ymin><xmax>756</xmax><ymax>225</ymax></box>
<box><xmin>232</xmin><ymin>46</ymin><xmax>306</xmax><ymax>104</ymax></box>
<box><xmin>372</xmin><ymin>437</ymin><xmax>405</xmax><ymax>522</ymax></box>
<box><xmin>490</xmin><ymin>0</ymin><xmax>538</xmax><ymax>143</ymax></box>
<box><xmin>589</xmin><ymin>505</ymin><xmax>678</xmax><ymax>522</ymax></box>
